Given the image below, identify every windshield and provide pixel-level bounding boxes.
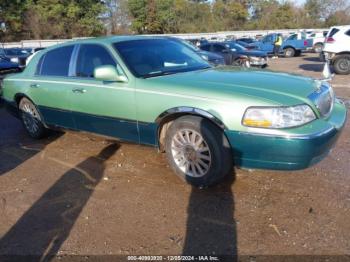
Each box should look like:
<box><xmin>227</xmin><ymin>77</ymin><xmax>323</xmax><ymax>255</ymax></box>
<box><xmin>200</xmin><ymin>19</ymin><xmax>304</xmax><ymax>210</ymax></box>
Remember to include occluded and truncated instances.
<box><xmin>226</xmin><ymin>42</ymin><xmax>246</xmax><ymax>51</ymax></box>
<box><xmin>113</xmin><ymin>39</ymin><xmax>211</xmax><ymax>78</ymax></box>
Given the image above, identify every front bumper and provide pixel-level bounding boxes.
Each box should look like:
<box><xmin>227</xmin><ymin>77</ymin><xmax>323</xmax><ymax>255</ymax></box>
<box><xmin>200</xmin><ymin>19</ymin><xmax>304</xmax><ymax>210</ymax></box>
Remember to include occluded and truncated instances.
<box><xmin>250</xmin><ymin>58</ymin><xmax>268</xmax><ymax>66</ymax></box>
<box><xmin>225</xmin><ymin>101</ymin><xmax>347</xmax><ymax>170</ymax></box>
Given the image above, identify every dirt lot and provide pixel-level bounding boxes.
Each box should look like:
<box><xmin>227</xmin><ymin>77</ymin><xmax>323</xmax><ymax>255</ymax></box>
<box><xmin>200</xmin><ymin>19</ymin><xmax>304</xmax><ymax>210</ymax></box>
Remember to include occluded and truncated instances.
<box><xmin>0</xmin><ymin>53</ymin><xmax>349</xmax><ymax>261</ymax></box>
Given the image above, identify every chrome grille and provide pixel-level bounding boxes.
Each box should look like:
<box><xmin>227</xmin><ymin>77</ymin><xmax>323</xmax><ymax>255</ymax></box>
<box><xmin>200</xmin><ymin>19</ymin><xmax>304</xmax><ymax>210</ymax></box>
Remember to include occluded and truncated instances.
<box><xmin>308</xmin><ymin>82</ymin><xmax>334</xmax><ymax>118</ymax></box>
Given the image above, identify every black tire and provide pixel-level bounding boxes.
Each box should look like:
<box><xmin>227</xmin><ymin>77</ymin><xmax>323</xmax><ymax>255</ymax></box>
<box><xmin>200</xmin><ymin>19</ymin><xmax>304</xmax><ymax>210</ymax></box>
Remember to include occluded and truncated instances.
<box><xmin>313</xmin><ymin>43</ymin><xmax>323</xmax><ymax>53</ymax></box>
<box><xmin>333</xmin><ymin>55</ymin><xmax>350</xmax><ymax>75</ymax></box>
<box><xmin>284</xmin><ymin>47</ymin><xmax>295</xmax><ymax>58</ymax></box>
<box><xmin>19</xmin><ymin>97</ymin><xmax>48</xmax><ymax>139</ymax></box>
<box><xmin>165</xmin><ymin>115</ymin><xmax>233</xmax><ymax>187</ymax></box>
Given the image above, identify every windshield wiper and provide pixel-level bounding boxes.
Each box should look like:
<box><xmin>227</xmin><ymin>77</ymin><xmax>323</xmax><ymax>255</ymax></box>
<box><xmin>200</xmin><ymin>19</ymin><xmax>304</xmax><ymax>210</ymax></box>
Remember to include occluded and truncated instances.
<box><xmin>142</xmin><ymin>71</ymin><xmax>178</xmax><ymax>78</ymax></box>
<box><xmin>142</xmin><ymin>66</ymin><xmax>212</xmax><ymax>79</ymax></box>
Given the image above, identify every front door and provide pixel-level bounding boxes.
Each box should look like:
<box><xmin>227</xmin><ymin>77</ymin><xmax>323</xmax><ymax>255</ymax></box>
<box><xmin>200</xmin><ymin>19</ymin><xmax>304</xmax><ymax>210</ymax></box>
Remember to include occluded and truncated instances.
<box><xmin>261</xmin><ymin>35</ymin><xmax>274</xmax><ymax>53</ymax></box>
<box><xmin>68</xmin><ymin>44</ymin><xmax>138</xmax><ymax>142</ymax></box>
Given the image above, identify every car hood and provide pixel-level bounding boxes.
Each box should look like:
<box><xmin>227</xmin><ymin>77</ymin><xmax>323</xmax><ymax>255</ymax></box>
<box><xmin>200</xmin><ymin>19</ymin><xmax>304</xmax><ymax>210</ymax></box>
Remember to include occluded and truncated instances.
<box><xmin>0</xmin><ymin>59</ymin><xmax>19</xmax><ymax>69</ymax></box>
<box><xmin>240</xmin><ymin>50</ymin><xmax>267</xmax><ymax>57</ymax></box>
<box><xmin>143</xmin><ymin>67</ymin><xmax>319</xmax><ymax>106</ymax></box>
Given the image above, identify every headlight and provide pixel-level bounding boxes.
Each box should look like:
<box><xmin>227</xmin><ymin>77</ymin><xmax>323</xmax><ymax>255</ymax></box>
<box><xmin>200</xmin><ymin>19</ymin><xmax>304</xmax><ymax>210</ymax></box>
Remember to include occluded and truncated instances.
<box><xmin>10</xmin><ymin>57</ymin><xmax>19</xmax><ymax>63</ymax></box>
<box><xmin>242</xmin><ymin>104</ymin><xmax>316</xmax><ymax>128</ymax></box>
<box><xmin>200</xmin><ymin>54</ymin><xmax>209</xmax><ymax>61</ymax></box>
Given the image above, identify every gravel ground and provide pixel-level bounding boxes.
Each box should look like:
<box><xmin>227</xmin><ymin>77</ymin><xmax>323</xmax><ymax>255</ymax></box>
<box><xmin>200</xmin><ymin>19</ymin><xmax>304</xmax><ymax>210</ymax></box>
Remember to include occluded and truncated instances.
<box><xmin>0</xmin><ymin>53</ymin><xmax>349</xmax><ymax>261</ymax></box>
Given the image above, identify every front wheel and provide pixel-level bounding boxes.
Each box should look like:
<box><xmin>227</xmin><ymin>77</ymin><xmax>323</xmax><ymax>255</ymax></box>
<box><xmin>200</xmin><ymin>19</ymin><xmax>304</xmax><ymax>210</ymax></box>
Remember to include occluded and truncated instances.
<box><xmin>165</xmin><ymin>116</ymin><xmax>233</xmax><ymax>187</ymax></box>
<box><xmin>19</xmin><ymin>97</ymin><xmax>48</xmax><ymax>138</ymax></box>
<box><xmin>333</xmin><ymin>55</ymin><xmax>350</xmax><ymax>75</ymax></box>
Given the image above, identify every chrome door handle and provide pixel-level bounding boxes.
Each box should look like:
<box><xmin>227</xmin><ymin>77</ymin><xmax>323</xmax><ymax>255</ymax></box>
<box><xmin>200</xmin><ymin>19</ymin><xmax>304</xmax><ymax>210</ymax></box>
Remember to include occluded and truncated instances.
<box><xmin>72</xmin><ymin>88</ymin><xmax>86</xmax><ymax>93</ymax></box>
<box><xmin>30</xmin><ymin>83</ymin><xmax>40</xmax><ymax>88</ymax></box>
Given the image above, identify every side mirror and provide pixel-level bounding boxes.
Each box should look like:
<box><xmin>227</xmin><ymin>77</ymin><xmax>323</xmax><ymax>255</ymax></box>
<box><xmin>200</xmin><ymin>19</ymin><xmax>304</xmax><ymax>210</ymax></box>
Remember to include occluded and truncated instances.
<box><xmin>94</xmin><ymin>65</ymin><xmax>128</xmax><ymax>82</ymax></box>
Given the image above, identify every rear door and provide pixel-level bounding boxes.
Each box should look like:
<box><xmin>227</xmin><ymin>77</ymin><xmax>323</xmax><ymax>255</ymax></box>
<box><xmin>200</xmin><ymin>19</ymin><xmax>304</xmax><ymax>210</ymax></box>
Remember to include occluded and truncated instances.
<box><xmin>27</xmin><ymin>45</ymin><xmax>75</xmax><ymax>128</ymax></box>
<box><xmin>69</xmin><ymin>43</ymin><xmax>138</xmax><ymax>142</ymax></box>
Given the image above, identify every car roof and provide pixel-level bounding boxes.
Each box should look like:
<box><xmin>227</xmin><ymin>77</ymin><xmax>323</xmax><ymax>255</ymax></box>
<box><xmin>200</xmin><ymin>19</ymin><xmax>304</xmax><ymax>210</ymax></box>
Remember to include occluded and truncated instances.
<box><xmin>44</xmin><ymin>35</ymin><xmax>169</xmax><ymax>50</ymax></box>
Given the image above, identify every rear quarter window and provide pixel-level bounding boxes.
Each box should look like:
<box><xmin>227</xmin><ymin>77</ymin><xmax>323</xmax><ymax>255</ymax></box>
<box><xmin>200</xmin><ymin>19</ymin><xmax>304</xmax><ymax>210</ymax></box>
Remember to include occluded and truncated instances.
<box><xmin>345</xmin><ymin>29</ymin><xmax>350</xmax><ymax>37</ymax></box>
<box><xmin>39</xmin><ymin>45</ymin><xmax>74</xmax><ymax>77</ymax></box>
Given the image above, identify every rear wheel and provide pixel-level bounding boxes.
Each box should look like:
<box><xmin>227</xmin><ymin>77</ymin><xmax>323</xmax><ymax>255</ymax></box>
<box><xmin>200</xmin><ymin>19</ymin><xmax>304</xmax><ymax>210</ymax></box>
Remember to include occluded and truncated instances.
<box><xmin>333</xmin><ymin>55</ymin><xmax>350</xmax><ymax>75</ymax></box>
<box><xmin>165</xmin><ymin>115</ymin><xmax>233</xmax><ymax>187</ymax></box>
<box><xmin>19</xmin><ymin>97</ymin><xmax>47</xmax><ymax>138</ymax></box>
<box><xmin>284</xmin><ymin>47</ymin><xmax>295</xmax><ymax>58</ymax></box>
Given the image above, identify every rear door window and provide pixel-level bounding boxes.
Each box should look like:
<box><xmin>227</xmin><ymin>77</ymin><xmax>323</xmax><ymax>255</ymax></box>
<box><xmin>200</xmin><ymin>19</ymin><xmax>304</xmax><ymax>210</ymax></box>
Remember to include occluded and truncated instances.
<box><xmin>75</xmin><ymin>44</ymin><xmax>116</xmax><ymax>78</ymax></box>
<box><xmin>345</xmin><ymin>29</ymin><xmax>350</xmax><ymax>37</ymax></box>
<box><xmin>39</xmin><ymin>45</ymin><xmax>74</xmax><ymax>77</ymax></box>
<box><xmin>329</xmin><ymin>28</ymin><xmax>340</xmax><ymax>37</ymax></box>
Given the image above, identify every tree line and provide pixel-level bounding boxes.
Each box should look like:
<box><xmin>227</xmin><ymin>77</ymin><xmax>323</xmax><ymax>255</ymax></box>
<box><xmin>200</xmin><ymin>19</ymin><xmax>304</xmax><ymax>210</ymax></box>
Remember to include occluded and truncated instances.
<box><xmin>1</xmin><ymin>0</ymin><xmax>350</xmax><ymax>42</ymax></box>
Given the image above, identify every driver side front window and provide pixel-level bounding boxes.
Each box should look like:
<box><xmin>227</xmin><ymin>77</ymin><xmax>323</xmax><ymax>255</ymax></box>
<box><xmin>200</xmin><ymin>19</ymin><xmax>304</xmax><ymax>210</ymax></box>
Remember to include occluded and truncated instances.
<box><xmin>75</xmin><ymin>44</ymin><xmax>116</xmax><ymax>78</ymax></box>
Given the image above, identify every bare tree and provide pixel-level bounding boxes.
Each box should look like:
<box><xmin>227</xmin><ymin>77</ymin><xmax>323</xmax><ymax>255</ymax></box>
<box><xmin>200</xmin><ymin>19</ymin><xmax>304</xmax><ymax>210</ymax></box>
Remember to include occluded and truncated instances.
<box><xmin>103</xmin><ymin>0</ymin><xmax>131</xmax><ymax>35</ymax></box>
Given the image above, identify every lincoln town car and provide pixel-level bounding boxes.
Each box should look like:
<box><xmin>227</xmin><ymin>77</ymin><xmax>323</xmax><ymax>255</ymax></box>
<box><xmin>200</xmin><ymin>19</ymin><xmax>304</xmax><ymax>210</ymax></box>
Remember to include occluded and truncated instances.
<box><xmin>2</xmin><ymin>36</ymin><xmax>347</xmax><ymax>187</ymax></box>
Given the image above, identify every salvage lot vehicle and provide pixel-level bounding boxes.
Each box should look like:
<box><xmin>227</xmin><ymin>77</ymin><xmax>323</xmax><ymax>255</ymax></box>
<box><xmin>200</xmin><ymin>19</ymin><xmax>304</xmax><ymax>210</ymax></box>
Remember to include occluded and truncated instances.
<box><xmin>226</xmin><ymin>41</ymin><xmax>268</xmax><ymax>67</ymax></box>
<box><xmin>200</xmin><ymin>42</ymin><xmax>268</xmax><ymax>67</ymax></box>
<box><xmin>2</xmin><ymin>36</ymin><xmax>347</xmax><ymax>187</ymax></box>
<box><xmin>250</xmin><ymin>33</ymin><xmax>308</xmax><ymax>57</ymax></box>
<box><xmin>309</xmin><ymin>31</ymin><xmax>327</xmax><ymax>53</ymax></box>
<box><xmin>323</xmin><ymin>25</ymin><xmax>350</xmax><ymax>75</ymax></box>
<box><xmin>168</xmin><ymin>37</ymin><xmax>225</xmax><ymax>66</ymax></box>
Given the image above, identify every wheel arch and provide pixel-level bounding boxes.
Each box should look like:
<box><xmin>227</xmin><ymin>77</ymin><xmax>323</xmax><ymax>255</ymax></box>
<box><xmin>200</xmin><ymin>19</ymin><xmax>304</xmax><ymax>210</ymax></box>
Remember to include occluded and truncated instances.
<box><xmin>155</xmin><ymin>107</ymin><xmax>227</xmax><ymax>151</ymax></box>
<box><xmin>283</xmin><ymin>46</ymin><xmax>296</xmax><ymax>51</ymax></box>
<box><xmin>334</xmin><ymin>52</ymin><xmax>350</xmax><ymax>56</ymax></box>
<box><xmin>14</xmin><ymin>92</ymin><xmax>30</xmax><ymax>106</ymax></box>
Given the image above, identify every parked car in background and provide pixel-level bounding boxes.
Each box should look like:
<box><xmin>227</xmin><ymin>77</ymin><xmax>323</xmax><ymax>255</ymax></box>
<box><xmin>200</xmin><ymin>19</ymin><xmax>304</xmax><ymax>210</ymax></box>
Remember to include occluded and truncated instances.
<box><xmin>3</xmin><ymin>48</ymin><xmax>32</xmax><ymax>68</ymax></box>
<box><xmin>0</xmin><ymin>56</ymin><xmax>20</xmax><ymax>74</ymax></box>
<box><xmin>169</xmin><ymin>38</ymin><xmax>225</xmax><ymax>66</ymax></box>
<box><xmin>235</xmin><ymin>40</ymin><xmax>257</xmax><ymax>50</ymax></box>
<box><xmin>226</xmin><ymin>41</ymin><xmax>268</xmax><ymax>67</ymax></box>
<box><xmin>249</xmin><ymin>33</ymin><xmax>308</xmax><ymax>57</ymax></box>
<box><xmin>236</xmin><ymin>38</ymin><xmax>256</xmax><ymax>44</ymax></box>
<box><xmin>2</xmin><ymin>36</ymin><xmax>346</xmax><ymax>187</ymax></box>
<box><xmin>0</xmin><ymin>54</ymin><xmax>20</xmax><ymax>96</ymax></box>
<box><xmin>323</xmin><ymin>25</ymin><xmax>350</xmax><ymax>75</ymax></box>
<box><xmin>200</xmin><ymin>42</ymin><xmax>268</xmax><ymax>67</ymax></box>
<box><xmin>308</xmin><ymin>31</ymin><xmax>327</xmax><ymax>53</ymax></box>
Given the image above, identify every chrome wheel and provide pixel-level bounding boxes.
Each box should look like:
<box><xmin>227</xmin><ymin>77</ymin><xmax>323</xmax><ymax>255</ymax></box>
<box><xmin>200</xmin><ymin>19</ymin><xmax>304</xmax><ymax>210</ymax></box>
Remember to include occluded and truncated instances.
<box><xmin>171</xmin><ymin>129</ymin><xmax>211</xmax><ymax>177</ymax></box>
<box><xmin>20</xmin><ymin>100</ymin><xmax>41</xmax><ymax>134</ymax></box>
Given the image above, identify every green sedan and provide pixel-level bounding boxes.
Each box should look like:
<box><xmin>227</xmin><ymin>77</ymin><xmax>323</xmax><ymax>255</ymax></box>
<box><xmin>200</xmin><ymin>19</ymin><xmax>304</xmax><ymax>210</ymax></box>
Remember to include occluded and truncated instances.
<box><xmin>2</xmin><ymin>36</ymin><xmax>347</xmax><ymax>187</ymax></box>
